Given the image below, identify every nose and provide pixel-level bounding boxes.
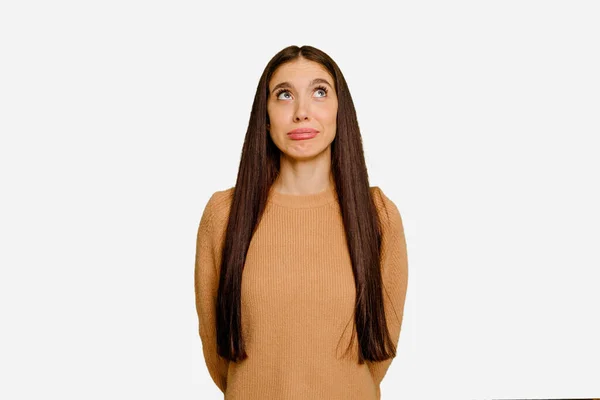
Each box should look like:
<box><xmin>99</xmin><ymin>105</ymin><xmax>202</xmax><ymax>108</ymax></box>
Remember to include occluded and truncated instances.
<box><xmin>293</xmin><ymin>98</ymin><xmax>310</xmax><ymax>122</ymax></box>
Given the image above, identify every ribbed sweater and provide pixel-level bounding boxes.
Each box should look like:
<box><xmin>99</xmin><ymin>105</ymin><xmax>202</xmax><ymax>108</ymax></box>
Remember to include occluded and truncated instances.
<box><xmin>194</xmin><ymin>180</ymin><xmax>408</xmax><ymax>400</ymax></box>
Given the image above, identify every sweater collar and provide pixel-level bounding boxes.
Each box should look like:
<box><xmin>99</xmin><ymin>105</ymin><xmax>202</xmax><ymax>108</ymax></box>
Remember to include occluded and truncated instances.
<box><xmin>268</xmin><ymin>180</ymin><xmax>338</xmax><ymax>208</ymax></box>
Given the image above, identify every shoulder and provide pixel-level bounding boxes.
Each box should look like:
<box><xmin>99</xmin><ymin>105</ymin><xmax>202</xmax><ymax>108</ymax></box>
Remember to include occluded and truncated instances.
<box><xmin>203</xmin><ymin>187</ymin><xmax>234</xmax><ymax>224</ymax></box>
<box><xmin>199</xmin><ymin>187</ymin><xmax>233</xmax><ymax>241</ymax></box>
<box><xmin>205</xmin><ymin>186</ymin><xmax>234</xmax><ymax>216</ymax></box>
<box><xmin>370</xmin><ymin>186</ymin><xmax>404</xmax><ymax>238</ymax></box>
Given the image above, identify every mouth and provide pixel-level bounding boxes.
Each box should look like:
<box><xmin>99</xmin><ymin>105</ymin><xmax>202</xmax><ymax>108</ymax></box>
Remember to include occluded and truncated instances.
<box><xmin>288</xmin><ymin>128</ymin><xmax>319</xmax><ymax>134</ymax></box>
<box><xmin>288</xmin><ymin>131</ymin><xmax>319</xmax><ymax>140</ymax></box>
<box><xmin>287</xmin><ymin>128</ymin><xmax>319</xmax><ymax>140</ymax></box>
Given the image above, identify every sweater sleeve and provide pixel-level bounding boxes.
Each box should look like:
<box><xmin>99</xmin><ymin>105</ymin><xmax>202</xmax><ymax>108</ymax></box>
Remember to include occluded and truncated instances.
<box><xmin>367</xmin><ymin>187</ymin><xmax>409</xmax><ymax>396</ymax></box>
<box><xmin>194</xmin><ymin>193</ymin><xmax>230</xmax><ymax>394</ymax></box>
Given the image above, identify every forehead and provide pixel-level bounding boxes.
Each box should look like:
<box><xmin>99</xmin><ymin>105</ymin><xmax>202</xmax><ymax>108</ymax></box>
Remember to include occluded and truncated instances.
<box><xmin>269</xmin><ymin>59</ymin><xmax>333</xmax><ymax>87</ymax></box>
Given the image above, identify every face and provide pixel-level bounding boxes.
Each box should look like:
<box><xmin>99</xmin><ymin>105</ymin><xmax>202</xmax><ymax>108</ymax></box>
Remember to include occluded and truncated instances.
<box><xmin>267</xmin><ymin>58</ymin><xmax>338</xmax><ymax>161</ymax></box>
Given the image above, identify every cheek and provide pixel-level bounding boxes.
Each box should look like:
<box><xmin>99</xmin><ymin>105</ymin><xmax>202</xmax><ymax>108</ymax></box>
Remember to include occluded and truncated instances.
<box><xmin>268</xmin><ymin>107</ymin><xmax>287</xmax><ymax>124</ymax></box>
<box><xmin>320</xmin><ymin>105</ymin><xmax>337</xmax><ymax>125</ymax></box>
<box><xmin>313</xmin><ymin>104</ymin><xmax>337</xmax><ymax>121</ymax></box>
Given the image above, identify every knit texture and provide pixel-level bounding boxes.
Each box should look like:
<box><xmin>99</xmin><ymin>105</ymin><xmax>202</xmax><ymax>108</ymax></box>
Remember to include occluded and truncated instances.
<box><xmin>194</xmin><ymin>181</ymin><xmax>408</xmax><ymax>399</ymax></box>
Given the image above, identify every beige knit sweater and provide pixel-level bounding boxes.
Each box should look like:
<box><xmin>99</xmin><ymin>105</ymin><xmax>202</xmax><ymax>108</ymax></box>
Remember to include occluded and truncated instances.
<box><xmin>194</xmin><ymin>180</ymin><xmax>408</xmax><ymax>399</ymax></box>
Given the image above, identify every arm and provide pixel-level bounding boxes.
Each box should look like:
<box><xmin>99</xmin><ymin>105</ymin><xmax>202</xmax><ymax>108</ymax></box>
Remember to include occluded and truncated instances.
<box><xmin>367</xmin><ymin>188</ymin><xmax>409</xmax><ymax>392</ymax></box>
<box><xmin>194</xmin><ymin>194</ymin><xmax>230</xmax><ymax>394</ymax></box>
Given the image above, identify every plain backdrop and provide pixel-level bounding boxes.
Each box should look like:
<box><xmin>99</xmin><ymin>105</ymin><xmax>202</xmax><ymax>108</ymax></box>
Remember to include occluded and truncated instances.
<box><xmin>1</xmin><ymin>1</ymin><xmax>598</xmax><ymax>399</ymax></box>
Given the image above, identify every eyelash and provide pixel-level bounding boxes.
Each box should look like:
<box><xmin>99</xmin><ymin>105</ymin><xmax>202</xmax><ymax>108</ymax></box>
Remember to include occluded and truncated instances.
<box><xmin>275</xmin><ymin>85</ymin><xmax>329</xmax><ymax>99</ymax></box>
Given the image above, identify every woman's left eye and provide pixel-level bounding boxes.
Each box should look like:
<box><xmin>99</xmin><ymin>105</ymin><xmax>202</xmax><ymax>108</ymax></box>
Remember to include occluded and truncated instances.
<box><xmin>314</xmin><ymin>86</ymin><xmax>328</xmax><ymax>97</ymax></box>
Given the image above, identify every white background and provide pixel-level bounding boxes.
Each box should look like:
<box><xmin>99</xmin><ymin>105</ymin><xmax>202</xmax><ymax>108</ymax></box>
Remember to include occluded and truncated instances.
<box><xmin>1</xmin><ymin>1</ymin><xmax>599</xmax><ymax>399</ymax></box>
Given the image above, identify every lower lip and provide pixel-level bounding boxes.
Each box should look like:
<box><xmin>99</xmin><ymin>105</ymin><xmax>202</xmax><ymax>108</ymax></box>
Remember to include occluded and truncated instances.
<box><xmin>288</xmin><ymin>131</ymin><xmax>318</xmax><ymax>140</ymax></box>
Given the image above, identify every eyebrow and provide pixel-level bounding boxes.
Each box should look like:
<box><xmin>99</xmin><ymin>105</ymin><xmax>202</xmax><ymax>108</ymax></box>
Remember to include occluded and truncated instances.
<box><xmin>270</xmin><ymin>78</ymin><xmax>333</xmax><ymax>94</ymax></box>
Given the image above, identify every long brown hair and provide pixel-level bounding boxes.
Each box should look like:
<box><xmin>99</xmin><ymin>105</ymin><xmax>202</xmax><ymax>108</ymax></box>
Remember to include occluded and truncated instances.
<box><xmin>216</xmin><ymin>45</ymin><xmax>396</xmax><ymax>364</ymax></box>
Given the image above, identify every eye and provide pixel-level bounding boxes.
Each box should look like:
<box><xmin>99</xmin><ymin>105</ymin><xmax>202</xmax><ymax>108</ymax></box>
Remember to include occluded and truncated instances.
<box><xmin>275</xmin><ymin>89</ymin><xmax>292</xmax><ymax>100</ymax></box>
<box><xmin>314</xmin><ymin>85</ymin><xmax>329</xmax><ymax>98</ymax></box>
<box><xmin>275</xmin><ymin>85</ymin><xmax>330</xmax><ymax>100</ymax></box>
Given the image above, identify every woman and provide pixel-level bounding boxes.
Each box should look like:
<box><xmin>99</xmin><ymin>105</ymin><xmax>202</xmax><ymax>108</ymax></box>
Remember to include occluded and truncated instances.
<box><xmin>194</xmin><ymin>45</ymin><xmax>408</xmax><ymax>399</ymax></box>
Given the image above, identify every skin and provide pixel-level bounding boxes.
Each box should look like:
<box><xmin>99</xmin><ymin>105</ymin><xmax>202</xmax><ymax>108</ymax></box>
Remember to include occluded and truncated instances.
<box><xmin>267</xmin><ymin>57</ymin><xmax>338</xmax><ymax>195</ymax></box>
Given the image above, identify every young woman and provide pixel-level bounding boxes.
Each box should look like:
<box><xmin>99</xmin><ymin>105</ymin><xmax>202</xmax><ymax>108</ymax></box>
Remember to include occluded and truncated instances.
<box><xmin>194</xmin><ymin>45</ymin><xmax>408</xmax><ymax>399</ymax></box>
